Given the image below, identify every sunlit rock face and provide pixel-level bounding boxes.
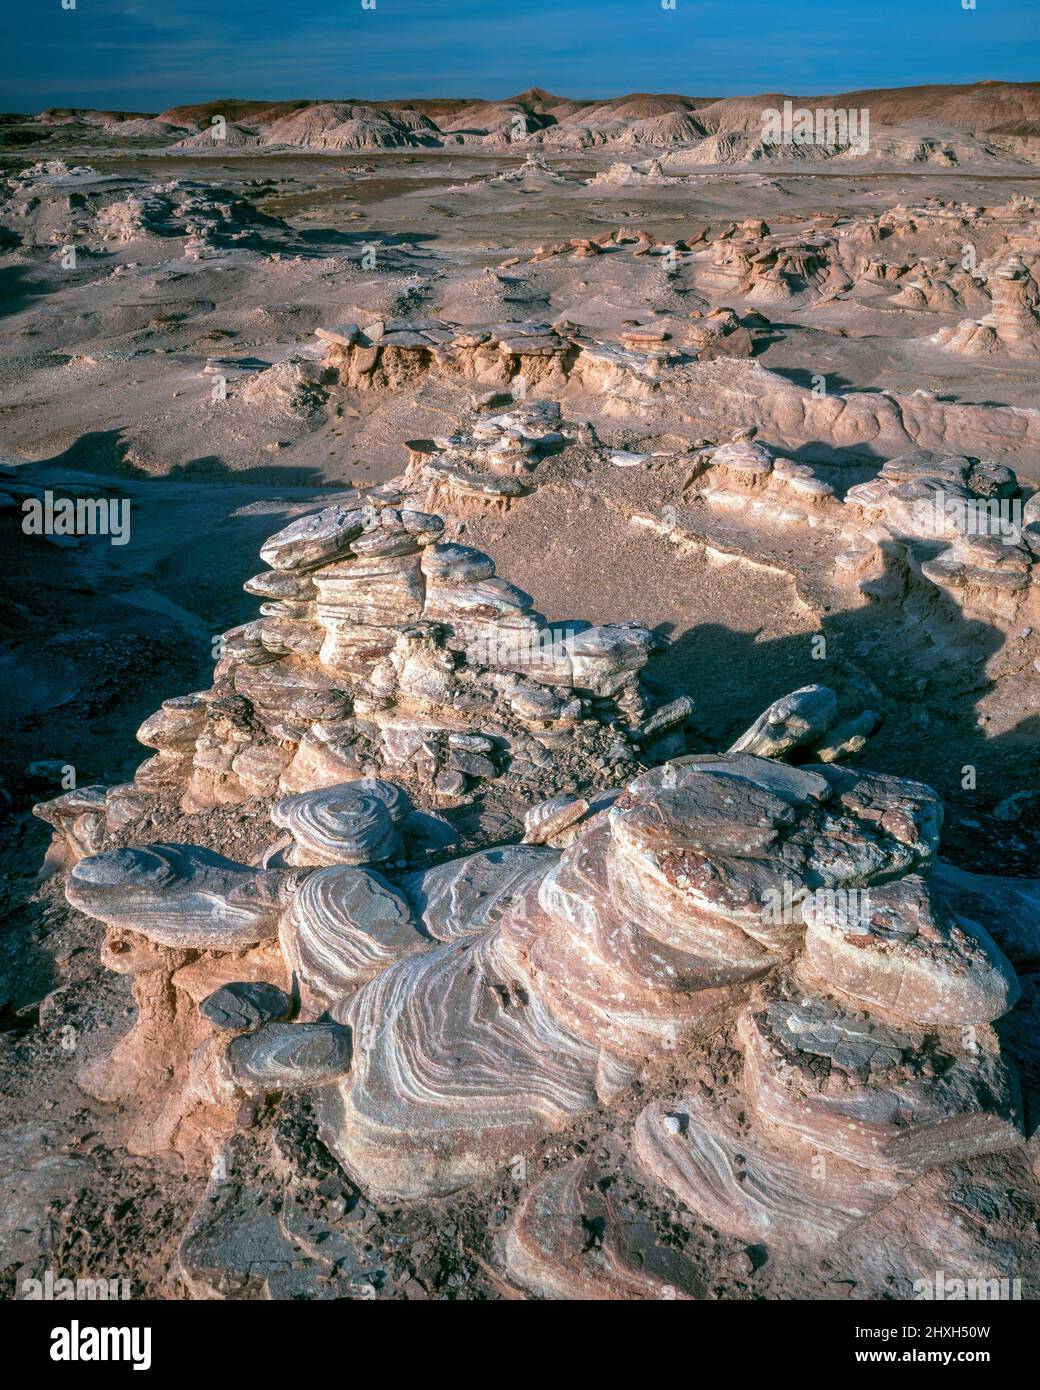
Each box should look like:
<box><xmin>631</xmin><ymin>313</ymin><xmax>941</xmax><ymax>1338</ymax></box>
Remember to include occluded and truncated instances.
<box><xmin>801</xmin><ymin>872</ymin><xmax>1019</xmax><ymax>1026</ymax></box>
<box><xmin>65</xmin><ymin>844</ymin><xmax>291</xmax><ymax>950</ymax></box>
<box><xmin>61</xmin><ymin>734</ymin><xmax>1028</xmax><ymax>1285</ymax></box>
<box><xmin>32</xmin><ymin>418</ymin><xmax>1040</xmax><ymax>881</ymax></box>
<box><xmin>32</xmin><ymin>394</ymin><xmax>1031</xmax><ymax>1287</ymax></box>
<box><xmin>934</xmin><ymin>256</ymin><xmax>1040</xmax><ymax>357</ymax></box>
<box><xmin>34</xmin><ymin>494</ymin><xmax>678</xmax><ymax>871</ymax></box>
<box><xmin>13</xmin><ymin>127</ymin><xmax>1040</xmax><ymax>1304</ymax></box>
<box><xmin>632</xmin><ymin>1089</ymin><xmax>909</xmax><ymax>1252</ymax></box>
<box><xmin>828</xmin><ymin>449</ymin><xmax>1040</xmax><ymax>653</ymax></box>
<box><xmin>737</xmin><ymin>995</ymin><xmax>1021</xmax><ymax>1173</ymax></box>
<box><xmin>316</xmin><ymin>753</ymin><xmax>989</xmax><ymax>1202</ymax></box>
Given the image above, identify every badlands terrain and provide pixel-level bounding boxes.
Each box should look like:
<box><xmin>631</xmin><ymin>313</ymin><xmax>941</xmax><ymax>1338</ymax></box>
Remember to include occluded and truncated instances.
<box><xmin>2</xmin><ymin>84</ymin><xmax>1040</xmax><ymax>1300</ymax></box>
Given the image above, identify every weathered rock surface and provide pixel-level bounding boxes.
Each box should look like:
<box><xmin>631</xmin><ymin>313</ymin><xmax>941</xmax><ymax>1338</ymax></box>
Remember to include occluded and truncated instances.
<box><xmin>36</xmin><ymin>492</ymin><xmax>673</xmax><ymax>861</ymax></box>
<box><xmin>199</xmin><ymin>982</ymin><xmax>293</xmax><ymax>1033</ymax></box>
<box><xmin>802</xmin><ymin>873</ymin><xmax>1019</xmax><ymax>1025</ymax></box>
<box><xmin>61</xmin><ymin>740</ymin><xmax>1029</xmax><ymax>1282</ymax></box>
<box><xmin>270</xmin><ymin>780</ymin><xmax>409</xmax><ymax>867</ymax></box>
<box><xmin>728</xmin><ymin>684</ymin><xmax>837</xmax><ymax>759</ymax></box>
<box><xmin>503</xmin><ymin>1153</ymin><xmax>703</xmax><ymax>1299</ymax></box>
<box><xmin>66</xmin><ymin>844</ymin><xmax>290</xmax><ymax>949</ymax></box>
<box><xmin>738</xmin><ymin>995</ymin><xmax>1022</xmax><ymax>1173</ymax></box>
<box><xmin>311</xmin><ymin>754</ymin><xmax>978</xmax><ymax>1201</ymax></box>
<box><xmin>931</xmin><ymin>863</ymin><xmax>1040</xmax><ymax>970</ymax></box>
<box><xmin>225</xmin><ymin>1021</ymin><xmax>353</xmax><ymax>1096</ymax></box>
<box><xmin>935</xmin><ymin>256</ymin><xmax>1040</xmax><ymax>356</ymax></box>
<box><xmin>634</xmin><ymin>1090</ymin><xmax>906</xmax><ymax>1250</ymax></box>
<box><xmin>280</xmin><ymin>864</ymin><xmax>427</xmax><ymax>1009</ymax></box>
<box><xmin>324</xmin><ymin>931</ymin><xmax>601</xmax><ymax>1199</ymax></box>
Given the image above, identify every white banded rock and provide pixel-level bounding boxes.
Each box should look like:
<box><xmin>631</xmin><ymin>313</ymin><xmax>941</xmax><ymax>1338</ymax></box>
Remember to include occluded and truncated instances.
<box><xmin>33</xmin><ymin>490</ymin><xmax>665</xmax><ymax>835</ymax></box>
<box><xmin>521</xmin><ymin>791</ymin><xmax>623</xmax><ymax>848</ymax></box>
<box><xmin>608</xmin><ymin>757</ymin><xmax>940</xmax><ymax>956</ymax></box>
<box><xmin>841</xmin><ymin>450</ymin><xmax>1033</xmax><ymax>618</ymax></box>
<box><xmin>384</xmin><ymin>627</ymin><xmax>459</xmax><ymax>708</ymax></box>
<box><xmin>708</xmin><ymin>439</ymin><xmax>774</xmax><ymax>481</ymax></box>
<box><xmin>558</xmin><ymin>624</ymin><xmax>661</xmax><ymax>697</ymax></box>
<box><xmin>33</xmin><ymin>785</ymin><xmax>108</xmax><ymax>872</ymax></box>
<box><xmin>522</xmin><ymin>793</ymin><xmax>591</xmax><ymax>844</ymax></box>
<box><xmin>229</xmin><ymin>744</ymin><xmax>293</xmax><ymax>799</ymax></box>
<box><xmin>225</xmin><ymin>1021</ymin><xmax>352</xmax><ymax>1096</ymax></box>
<box><xmin>505</xmin><ymin>821</ymin><xmax>753</xmax><ymax>1058</ymax></box>
<box><xmin>420</xmin><ymin>542</ymin><xmax>496</xmax><ymax>583</ymax></box>
<box><xmin>270</xmin><ymin>779</ymin><xmax>408</xmax><ymax>866</ymax></box>
<box><xmin>422</xmin><ymin>574</ymin><xmax>533</xmax><ymax>632</ymax></box>
<box><xmin>60</xmin><ymin>736</ymin><xmax>1028</xmax><ymax>1244</ymax></box>
<box><xmin>314</xmin><ymin>553</ymin><xmax>425</xmax><ymax>673</ymax></box>
<box><xmin>319</xmin><ymin>752</ymin><xmax>951</xmax><ymax>1200</ymax></box>
<box><xmin>233</xmin><ymin>663</ymin><xmax>351</xmax><ymax>723</ymax></box>
<box><xmin>634</xmin><ymin>1090</ymin><xmax>906</xmax><ymax>1250</ymax></box>
<box><xmin>280</xmin><ymin>865</ymin><xmax>427</xmax><ymax>1007</ymax></box>
<box><xmin>937</xmin><ymin>257</ymin><xmax>1040</xmax><ymax>357</ymax></box>
<box><xmin>243</xmin><ymin>570</ymin><xmax>316</xmax><ymax>602</ymax></box>
<box><xmin>399</xmin><ymin>844</ymin><xmax>556</xmax><ymax>943</ymax></box>
<box><xmin>67</xmin><ymin>845</ymin><xmax>290</xmax><ymax>949</ymax></box>
<box><xmin>323</xmin><ymin>930</ymin><xmax>601</xmax><ymax>1199</ymax></box>
<box><xmin>137</xmin><ymin>693</ymin><xmax>210</xmax><ymax>753</ymax></box>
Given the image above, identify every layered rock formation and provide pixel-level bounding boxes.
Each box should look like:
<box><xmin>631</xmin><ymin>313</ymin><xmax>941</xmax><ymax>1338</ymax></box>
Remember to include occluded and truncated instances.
<box><xmin>14</xmin><ymin>127</ymin><xmax>1040</xmax><ymax>1298</ymax></box>
<box><xmin>18</xmin><ymin>82</ymin><xmax>1040</xmax><ymax>166</ymax></box>
<box><xmin>696</xmin><ymin>229</ymin><xmax>849</xmax><ymax>303</ymax></box>
<box><xmin>934</xmin><ymin>256</ymin><xmax>1040</xmax><ymax>356</ymax></box>
<box><xmin>839</xmin><ymin>450</ymin><xmax>1038</xmax><ymax>626</ymax></box>
<box><xmin>62</xmin><ymin>742</ymin><xmax>1028</xmax><ymax>1282</ymax></box>
<box><xmin>676</xmin><ymin>435</ymin><xmax>1038</xmax><ymax>634</ymax></box>
<box><xmin>35</xmin><ymin>491</ymin><xmax>681</xmax><ymax>868</ymax></box>
<box><xmin>503</xmin><ymin>1151</ymin><xmax>704</xmax><ymax>1299</ymax></box>
<box><xmin>397</xmin><ymin>398</ymin><xmax>567</xmax><ymax>513</ymax></box>
<box><xmin>315</xmin><ymin>308</ymin><xmax>758</xmax><ymax>401</ymax></box>
<box><xmin>323</xmin><ymin>754</ymin><xmax>953</xmax><ymax>1199</ymax></box>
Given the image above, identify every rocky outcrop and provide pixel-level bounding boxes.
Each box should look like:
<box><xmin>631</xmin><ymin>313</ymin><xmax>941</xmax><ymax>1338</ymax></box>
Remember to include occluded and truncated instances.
<box><xmin>62</xmin><ymin>747</ymin><xmax>1028</xmax><ymax>1279</ymax></box>
<box><xmin>633</xmin><ymin>1088</ymin><xmax>907</xmax><ymax>1249</ymax></box>
<box><xmin>503</xmin><ymin>1152</ymin><xmax>703</xmax><ymax>1299</ymax></box>
<box><xmin>35</xmin><ymin>493</ymin><xmax>680</xmax><ymax>872</ymax></box>
<box><xmin>696</xmin><ymin>231</ymin><xmax>847</xmax><ymax>303</ymax></box>
<box><xmin>738</xmin><ymin>995</ymin><xmax>1020</xmax><ymax>1173</ymax></box>
<box><xmin>840</xmin><ymin>450</ymin><xmax>1037</xmax><ymax>625</ymax></box>
<box><xmin>680</xmin><ymin>434</ymin><xmax>1037</xmax><ymax>630</ymax></box>
<box><xmin>397</xmin><ymin>398</ymin><xmax>566</xmax><ymax>513</ymax></box>
<box><xmin>934</xmin><ymin>256</ymin><xmax>1040</xmax><ymax>356</ymax></box>
<box><xmin>0</xmin><ymin>160</ymin><xmax>289</xmax><ymax>256</ymax></box>
<box><xmin>316</xmin><ymin>310</ymin><xmax>757</xmax><ymax>400</ymax></box>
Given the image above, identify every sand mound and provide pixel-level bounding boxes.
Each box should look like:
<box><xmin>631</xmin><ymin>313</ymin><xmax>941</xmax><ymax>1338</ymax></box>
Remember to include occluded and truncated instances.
<box><xmin>262</xmin><ymin>102</ymin><xmax>438</xmax><ymax>150</ymax></box>
<box><xmin>173</xmin><ymin>122</ymin><xmax>261</xmax><ymax>149</ymax></box>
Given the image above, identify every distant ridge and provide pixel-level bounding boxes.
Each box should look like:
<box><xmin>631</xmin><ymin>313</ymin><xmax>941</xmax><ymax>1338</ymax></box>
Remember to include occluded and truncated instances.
<box><xmin>15</xmin><ymin>81</ymin><xmax>1040</xmax><ymax>165</ymax></box>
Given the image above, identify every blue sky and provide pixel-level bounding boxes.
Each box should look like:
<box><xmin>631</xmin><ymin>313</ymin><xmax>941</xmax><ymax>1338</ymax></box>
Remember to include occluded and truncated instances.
<box><xmin>1</xmin><ymin>0</ymin><xmax>1037</xmax><ymax>113</ymax></box>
